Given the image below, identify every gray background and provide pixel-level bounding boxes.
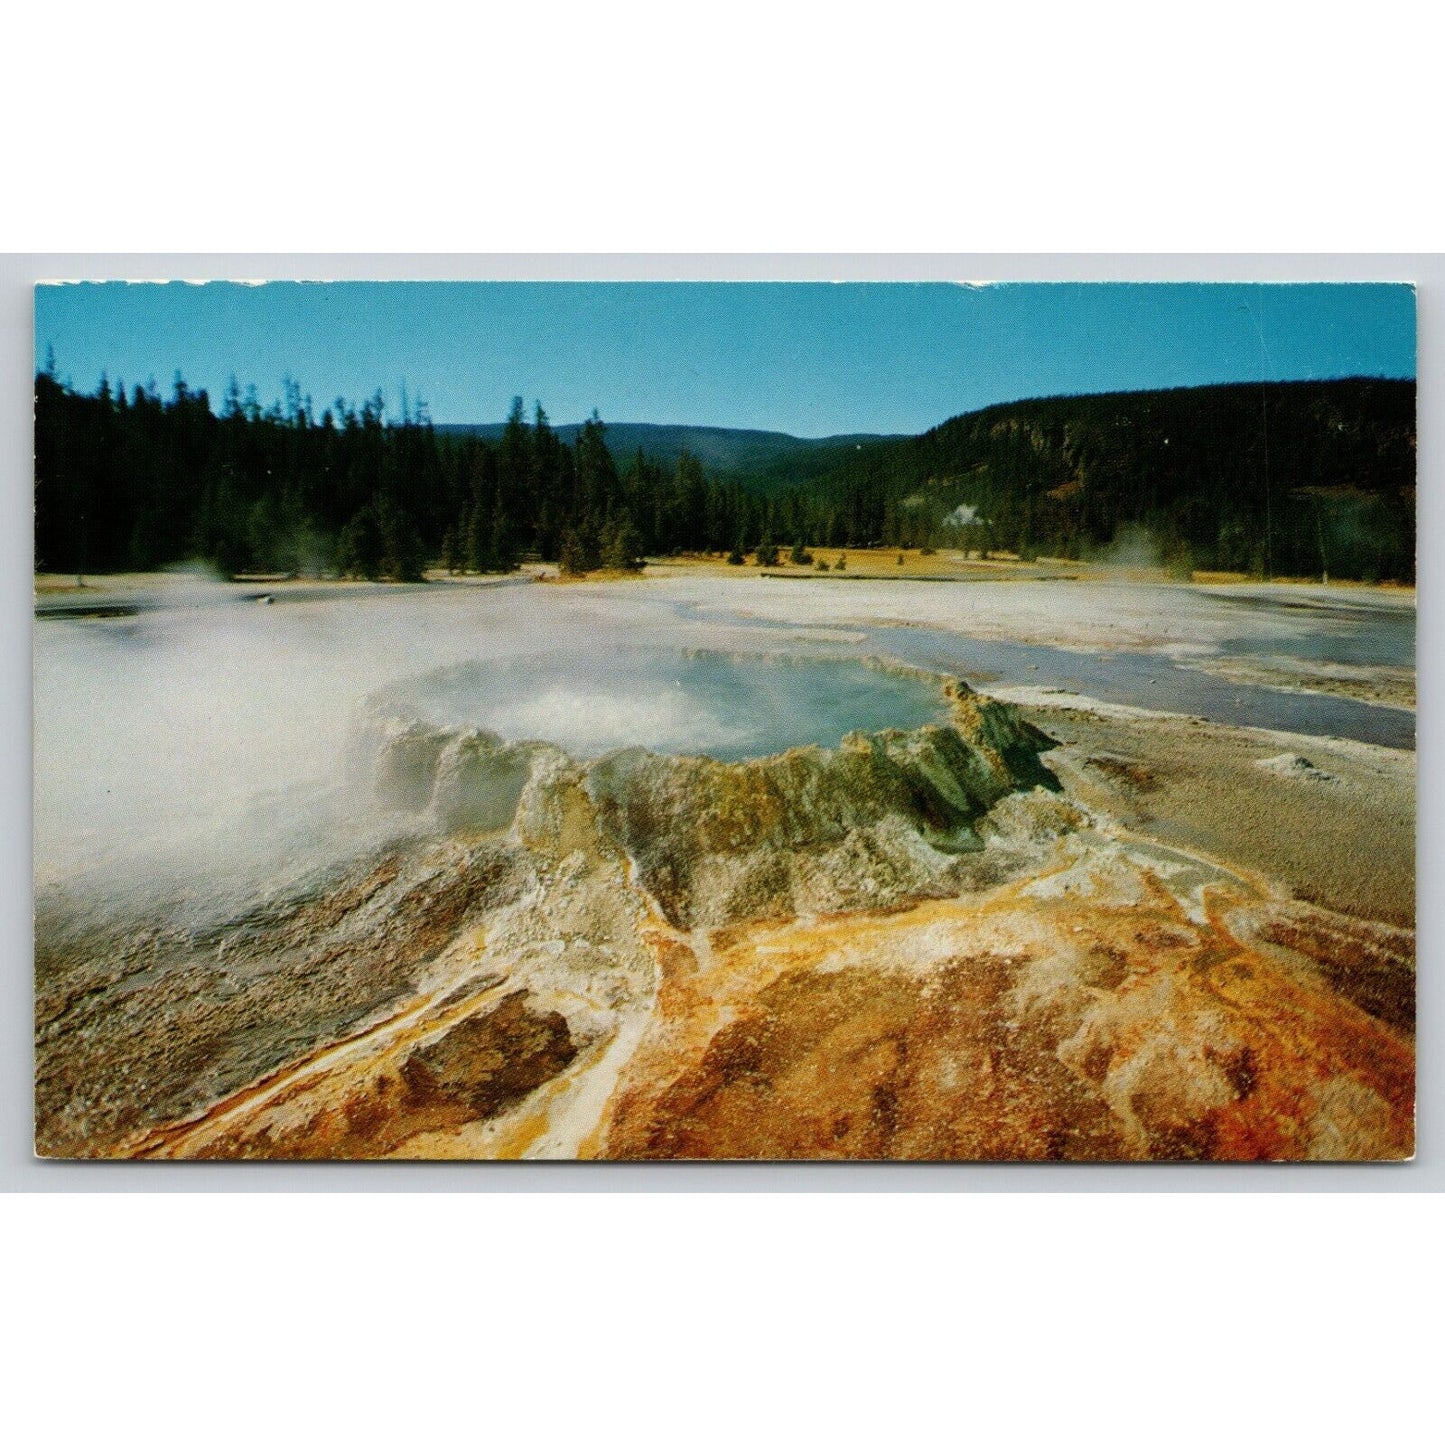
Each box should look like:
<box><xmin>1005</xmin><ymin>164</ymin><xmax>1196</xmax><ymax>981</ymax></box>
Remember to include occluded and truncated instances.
<box><xmin>3</xmin><ymin>252</ymin><xmax>1435</xmax><ymax>1191</ymax></box>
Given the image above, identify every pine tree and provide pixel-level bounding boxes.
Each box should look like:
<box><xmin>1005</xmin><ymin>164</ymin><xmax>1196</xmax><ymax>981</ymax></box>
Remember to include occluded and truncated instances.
<box><xmin>490</xmin><ymin>480</ymin><xmax>518</xmax><ymax>573</ymax></box>
<box><xmin>467</xmin><ymin>494</ymin><xmax>496</xmax><ymax>573</ymax></box>
<box><xmin>602</xmin><ymin>510</ymin><xmax>644</xmax><ymax>571</ymax></box>
<box><xmin>576</xmin><ymin>413</ymin><xmax>616</xmax><ymax>512</ymax></box>
<box><xmin>559</xmin><ymin>527</ymin><xmax>590</xmax><ymax>577</ymax></box>
<box><xmin>498</xmin><ymin>395</ymin><xmax>531</xmax><ymax>524</ymax></box>
<box><xmin>337</xmin><ymin>504</ymin><xmax>384</xmax><ymax>580</ymax></box>
<box><xmin>674</xmin><ymin>448</ymin><xmax>707</xmax><ymax>552</ymax></box>
<box><xmin>377</xmin><ymin>495</ymin><xmax>426</xmax><ymax>582</ymax></box>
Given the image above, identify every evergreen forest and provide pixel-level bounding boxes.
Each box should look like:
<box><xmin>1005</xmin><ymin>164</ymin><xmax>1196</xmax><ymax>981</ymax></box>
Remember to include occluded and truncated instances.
<box><xmin>34</xmin><ymin>365</ymin><xmax>1415</xmax><ymax>584</ymax></box>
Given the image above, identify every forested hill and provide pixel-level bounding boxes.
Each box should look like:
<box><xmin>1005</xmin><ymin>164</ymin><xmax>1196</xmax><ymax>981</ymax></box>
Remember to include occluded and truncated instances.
<box><xmin>34</xmin><ymin>372</ymin><xmax>1415</xmax><ymax>584</ymax></box>
<box><xmin>804</xmin><ymin>378</ymin><xmax>1415</xmax><ymax>581</ymax></box>
<box><xmin>436</xmin><ymin>420</ymin><xmax>901</xmax><ymax>489</ymax></box>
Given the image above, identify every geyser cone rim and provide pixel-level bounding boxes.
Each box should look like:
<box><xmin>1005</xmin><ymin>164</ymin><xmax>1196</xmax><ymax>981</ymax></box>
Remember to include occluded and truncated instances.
<box><xmin>359</xmin><ymin>644</ymin><xmax>971</xmax><ymax>766</ymax></box>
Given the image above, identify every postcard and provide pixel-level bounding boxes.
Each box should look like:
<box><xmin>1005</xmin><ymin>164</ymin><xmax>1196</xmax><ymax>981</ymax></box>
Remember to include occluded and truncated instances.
<box><xmin>33</xmin><ymin>279</ymin><xmax>1416</xmax><ymax>1160</ymax></box>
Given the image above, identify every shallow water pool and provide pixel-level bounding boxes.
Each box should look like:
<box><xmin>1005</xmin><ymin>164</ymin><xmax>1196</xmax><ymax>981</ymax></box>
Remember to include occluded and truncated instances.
<box><xmin>377</xmin><ymin>648</ymin><xmax>954</xmax><ymax>761</ymax></box>
<box><xmin>859</xmin><ymin>625</ymin><xmax>1416</xmax><ymax>750</ymax></box>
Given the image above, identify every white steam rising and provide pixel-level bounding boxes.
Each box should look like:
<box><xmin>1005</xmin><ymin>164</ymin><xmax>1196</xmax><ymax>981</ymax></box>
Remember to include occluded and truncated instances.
<box><xmin>463</xmin><ymin>685</ymin><xmax>751</xmax><ymax>760</ymax></box>
<box><xmin>34</xmin><ymin>572</ymin><xmax>1412</xmax><ymax>912</ymax></box>
<box><xmin>33</xmin><ymin>580</ymin><xmax>937</xmax><ymax>904</ymax></box>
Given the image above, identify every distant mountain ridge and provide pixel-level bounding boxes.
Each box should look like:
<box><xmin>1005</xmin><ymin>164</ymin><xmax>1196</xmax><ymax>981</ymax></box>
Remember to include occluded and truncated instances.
<box><xmin>434</xmin><ymin>420</ymin><xmax>904</xmax><ymax>488</ymax></box>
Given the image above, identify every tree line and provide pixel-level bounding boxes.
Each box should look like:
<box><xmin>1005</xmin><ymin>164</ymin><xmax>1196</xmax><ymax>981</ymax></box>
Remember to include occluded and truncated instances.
<box><xmin>35</xmin><ymin>366</ymin><xmax>1415</xmax><ymax>584</ymax></box>
<box><xmin>34</xmin><ymin>368</ymin><xmax>825</xmax><ymax>582</ymax></box>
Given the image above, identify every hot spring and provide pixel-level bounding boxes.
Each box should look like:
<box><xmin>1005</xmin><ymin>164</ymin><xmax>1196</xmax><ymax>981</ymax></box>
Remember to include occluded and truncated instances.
<box><xmin>369</xmin><ymin>648</ymin><xmax>954</xmax><ymax>762</ymax></box>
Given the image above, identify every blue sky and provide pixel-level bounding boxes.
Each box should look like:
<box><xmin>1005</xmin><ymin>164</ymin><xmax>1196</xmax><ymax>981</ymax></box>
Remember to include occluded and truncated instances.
<box><xmin>35</xmin><ymin>281</ymin><xmax>1416</xmax><ymax>437</ymax></box>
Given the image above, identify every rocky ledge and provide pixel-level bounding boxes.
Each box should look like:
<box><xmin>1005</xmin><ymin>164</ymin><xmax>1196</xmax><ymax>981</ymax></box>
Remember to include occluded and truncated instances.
<box><xmin>34</xmin><ymin>682</ymin><xmax>1414</xmax><ymax>1161</ymax></box>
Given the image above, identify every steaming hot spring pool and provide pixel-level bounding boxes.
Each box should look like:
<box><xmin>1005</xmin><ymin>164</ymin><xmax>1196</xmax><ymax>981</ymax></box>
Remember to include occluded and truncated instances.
<box><xmin>371</xmin><ymin>648</ymin><xmax>955</xmax><ymax>761</ymax></box>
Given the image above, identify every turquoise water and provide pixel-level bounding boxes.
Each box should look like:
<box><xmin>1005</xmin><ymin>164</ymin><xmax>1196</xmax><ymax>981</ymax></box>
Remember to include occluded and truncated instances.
<box><xmin>384</xmin><ymin>648</ymin><xmax>953</xmax><ymax>761</ymax></box>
